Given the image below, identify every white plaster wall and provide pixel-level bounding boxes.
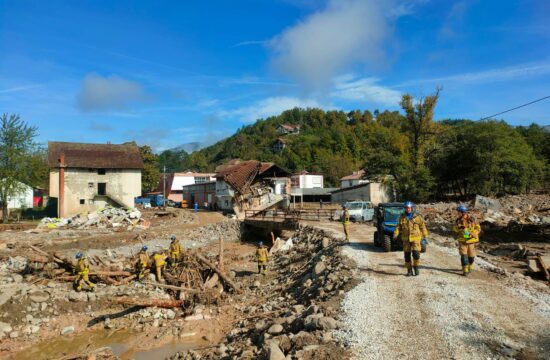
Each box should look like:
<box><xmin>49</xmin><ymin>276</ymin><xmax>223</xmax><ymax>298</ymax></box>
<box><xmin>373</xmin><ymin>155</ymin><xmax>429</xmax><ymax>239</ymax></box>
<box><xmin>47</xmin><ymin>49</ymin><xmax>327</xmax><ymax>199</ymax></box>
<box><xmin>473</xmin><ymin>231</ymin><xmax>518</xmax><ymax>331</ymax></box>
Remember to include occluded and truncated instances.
<box><xmin>50</xmin><ymin>168</ymin><xmax>141</xmax><ymax>217</ymax></box>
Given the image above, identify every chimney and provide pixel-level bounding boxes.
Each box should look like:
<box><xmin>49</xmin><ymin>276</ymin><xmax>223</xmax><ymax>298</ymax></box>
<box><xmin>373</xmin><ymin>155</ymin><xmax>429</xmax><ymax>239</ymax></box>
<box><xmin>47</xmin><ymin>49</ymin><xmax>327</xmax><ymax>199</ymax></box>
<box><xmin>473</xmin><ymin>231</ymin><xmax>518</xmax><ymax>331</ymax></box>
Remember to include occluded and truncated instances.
<box><xmin>59</xmin><ymin>153</ymin><xmax>65</xmax><ymax>218</ymax></box>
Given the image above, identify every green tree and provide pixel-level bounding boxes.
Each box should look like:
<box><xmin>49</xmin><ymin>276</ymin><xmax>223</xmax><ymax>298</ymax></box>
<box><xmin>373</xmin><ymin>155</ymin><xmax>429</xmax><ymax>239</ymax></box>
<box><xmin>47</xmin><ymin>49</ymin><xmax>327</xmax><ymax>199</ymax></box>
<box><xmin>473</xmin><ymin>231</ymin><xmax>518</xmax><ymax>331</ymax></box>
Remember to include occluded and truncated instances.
<box><xmin>139</xmin><ymin>145</ymin><xmax>160</xmax><ymax>194</ymax></box>
<box><xmin>0</xmin><ymin>114</ymin><xmax>39</xmax><ymax>222</ymax></box>
<box><xmin>158</xmin><ymin>149</ymin><xmax>189</xmax><ymax>172</ymax></box>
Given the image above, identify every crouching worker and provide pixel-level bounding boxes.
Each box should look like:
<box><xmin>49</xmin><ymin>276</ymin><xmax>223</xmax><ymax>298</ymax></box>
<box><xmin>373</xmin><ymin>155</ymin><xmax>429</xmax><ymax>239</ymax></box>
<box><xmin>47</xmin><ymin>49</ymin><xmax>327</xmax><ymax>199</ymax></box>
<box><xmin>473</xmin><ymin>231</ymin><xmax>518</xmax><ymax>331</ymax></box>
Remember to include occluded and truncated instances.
<box><xmin>256</xmin><ymin>241</ymin><xmax>269</xmax><ymax>275</ymax></box>
<box><xmin>74</xmin><ymin>252</ymin><xmax>95</xmax><ymax>292</ymax></box>
<box><xmin>393</xmin><ymin>201</ymin><xmax>428</xmax><ymax>277</ymax></box>
<box><xmin>153</xmin><ymin>251</ymin><xmax>167</xmax><ymax>282</ymax></box>
<box><xmin>168</xmin><ymin>235</ymin><xmax>183</xmax><ymax>267</ymax></box>
<box><xmin>135</xmin><ymin>246</ymin><xmax>149</xmax><ymax>281</ymax></box>
<box><xmin>453</xmin><ymin>205</ymin><xmax>480</xmax><ymax>276</ymax></box>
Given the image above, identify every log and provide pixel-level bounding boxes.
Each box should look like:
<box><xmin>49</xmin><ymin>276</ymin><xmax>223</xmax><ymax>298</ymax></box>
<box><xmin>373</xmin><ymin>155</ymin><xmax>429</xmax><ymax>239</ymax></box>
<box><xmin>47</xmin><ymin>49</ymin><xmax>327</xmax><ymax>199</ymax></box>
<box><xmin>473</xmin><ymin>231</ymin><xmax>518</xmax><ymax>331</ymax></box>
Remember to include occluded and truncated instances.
<box><xmin>194</xmin><ymin>253</ymin><xmax>240</xmax><ymax>293</ymax></box>
<box><xmin>28</xmin><ymin>245</ymin><xmax>68</xmax><ymax>267</ymax></box>
<box><xmin>26</xmin><ymin>254</ymin><xmax>50</xmax><ymax>263</ymax></box>
<box><xmin>142</xmin><ymin>281</ymin><xmax>200</xmax><ymax>292</ymax></box>
<box><xmin>110</xmin><ymin>297</ymin><xmax>184</xmax><ymax>308</ymax></box>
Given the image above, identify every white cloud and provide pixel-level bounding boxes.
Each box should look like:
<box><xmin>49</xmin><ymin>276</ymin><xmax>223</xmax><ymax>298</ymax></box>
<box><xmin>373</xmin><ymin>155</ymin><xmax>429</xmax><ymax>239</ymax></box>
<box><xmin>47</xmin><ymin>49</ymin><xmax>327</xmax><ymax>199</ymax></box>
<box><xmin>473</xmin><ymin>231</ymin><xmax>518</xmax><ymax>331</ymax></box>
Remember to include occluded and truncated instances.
<box><xmin>269</xmin><ymin>0</ymin><xmax>391</xmax><ymax>91</ymax></box>
<box><xmin>0</xmin><ymin>84</ymin><xmax>43</xmax><ymax>94</ymax></box>
<box><xmin>396</xmin><ymin>62</ymin><xmax>550</xmax><ymax>87</ymax></box>
<box><xmin>77</xmin><ymin>74</ymin><xmax>147</xmax><ymax>112</ymax></box>
<box><xmin>332</xmin><ymin>75</ymin><xmax>402</xmax><ymax>106</ymax></box>
<box><xmin>220</xmin><ymin>96</ymin><xmax>323</xmax><ymax>123</ymax></box>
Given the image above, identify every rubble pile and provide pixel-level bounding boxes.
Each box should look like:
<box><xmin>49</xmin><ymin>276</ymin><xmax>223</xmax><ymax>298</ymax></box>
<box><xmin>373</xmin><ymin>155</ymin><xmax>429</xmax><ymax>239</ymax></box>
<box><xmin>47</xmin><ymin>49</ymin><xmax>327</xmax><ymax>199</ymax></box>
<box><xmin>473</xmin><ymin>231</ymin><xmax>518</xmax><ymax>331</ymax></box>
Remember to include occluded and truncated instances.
<box><xmin>185</xmin><ymin>220</ymin><xmax>241</xmax><ymax>244</ymax></box>
<box><xmin>191</xmin><ymin>226</ymin><xmax>352</xmax><ymax>360</ymax></box>
<box><xmin>38</xmin><ymin>206</ymin><xmax>147</xmax><ymax>231</ymax></box>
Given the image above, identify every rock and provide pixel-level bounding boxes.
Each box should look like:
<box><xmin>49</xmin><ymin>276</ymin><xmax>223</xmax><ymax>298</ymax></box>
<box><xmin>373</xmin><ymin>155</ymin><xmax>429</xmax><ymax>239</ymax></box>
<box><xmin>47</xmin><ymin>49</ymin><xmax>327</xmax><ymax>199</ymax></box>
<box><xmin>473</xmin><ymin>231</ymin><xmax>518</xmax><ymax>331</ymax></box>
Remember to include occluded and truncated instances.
<box><xmin>0</xmin><ymin>322</ymin><xmax>12</xmax><ymax>333</ymax></box>
<box><xmin>255</xmin><ymin>320</ymin><xmax>267</xmax><ymax>331</ymax></box>
<box><xmin>321</xmin><ymin>332</ymin><xmax>333</xmax><ymax>343</ymax></box>
<box><xmin>152</xmin><ymin>319</ymin><xmax>160</xmax><ymax>328</ymax></box>
<box><xmin>527</xmin><ymin>259</ymin><xmax>540</xmax><ymax>273</ymax></box>
<box><xmin>268</xmin><ymin>342</ymin><xmax>285</xmax><ymax>360</ymax></box>
<box><xmin>291</xmin><ymin>331</ymin><xmax>319</xmax><ymax>349</ymax></box>
<box><xmin>184</xmin><ymin>314</ymin><xmax>204</xmax><ymax>321</ymax></box>
<box><xmin>166</xmin><ymin>309</ymin><xmax>176</xmax><ymax>320</ymax></box>
<box><xmin>61</xmin><ymin>326</ymin><xmax>75</xmax><ymax>335</ymax></box>
<box><xmin>268</xmin><ymin>324</ymin><xmax>284</xmax><ymax>335</ymax></box>
<box><xmin>304</xmin><ymin>305</ymin><xmax>319</xmax><ymax>316</ymax></box>
<box><xmin>292</xmin><ymin>305</ymin><xmax>305</xmax><ymax>314</ymax></box>
<box><xmin>217</xmin><ymin>344</ymin><xmax>228</xmax><ymax>356</ymax></box>
<box><xmin>11</xmin><ymin>274</ymin><xmax>23</xmax><ymax>283</ymax></box>
<box><xmin>204</xmin><ymin>273</ymin><xmax>219</xmax><ymax>289</ymax></box>
<box><xmin>322</xmin><ymin>237</ymin><xmax>330</xmax><ymax>248</ymax></box>
<box><xmin>25</xmin><ymin>314</ymin><xmax>34</xmax><ymax>322</ymax></box>
<box><xmin>87</xmin><ymin>293</ymin><xmax>97</xmax><ymax>302</ymax></box>
<box><xmin>29</xmin><ymin>291</ymin><xmax>50</xmax><ymax>303</ymax></box>
<box><xmin>9</xmin><ymin>331</ymin><xmax>19</xmax><ymax>339</ymax></box>
<box><xmin>68</xmin><ymin>291</ymin><xmax>87</xmax><ymax>302</ymax></box>
<box><xmin>313</xmin><ymin>261</ymin><xmax>326</xmax><ymax>277</ymax></box>
<box><xmin>253</xmin><ymin>281</ymin><xmax>261</xmax><ymax>288</ymax></box>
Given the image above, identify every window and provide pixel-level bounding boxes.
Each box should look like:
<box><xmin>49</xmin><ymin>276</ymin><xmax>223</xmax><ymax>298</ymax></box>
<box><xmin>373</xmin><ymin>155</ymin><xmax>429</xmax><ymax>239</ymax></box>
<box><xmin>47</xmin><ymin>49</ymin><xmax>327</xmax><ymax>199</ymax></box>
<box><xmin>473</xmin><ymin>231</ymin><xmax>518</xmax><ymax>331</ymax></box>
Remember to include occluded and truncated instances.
<box><xmin>88</xmin><ymin>182</ymin><xmax>94</xmax><ymax>188</ymax></box>
<box><xmin>98</xmin><ymin>183</ymin><xmax>106</xmax><ymax>195</ymax></box>
<box><xmin>97</xmin><ymin>169</ymin><xmax>106</xmax><ymax>175</ymax></box>
<box><xmin>80</xmin><ymin>199</ymin><xmax>85</xmax><ymax>205</ymax></box>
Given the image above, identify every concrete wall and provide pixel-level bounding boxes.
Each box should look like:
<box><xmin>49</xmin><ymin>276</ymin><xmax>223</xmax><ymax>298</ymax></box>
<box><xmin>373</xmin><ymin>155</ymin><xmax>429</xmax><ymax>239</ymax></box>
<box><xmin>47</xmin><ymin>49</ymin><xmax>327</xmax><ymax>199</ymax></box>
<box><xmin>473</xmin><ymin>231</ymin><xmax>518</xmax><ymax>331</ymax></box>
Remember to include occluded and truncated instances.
<box><xmin>331</xmin><ymin>182</ymin><xmax>392</xmax><ymax>206</ymax></box>
<box><xmin>340</xmin><ymin>179</ymin><xmax>368</xmax><ymax>189</ymax></box>
<box><xmin>50</xmin><ymin>168</ymin><xmax>141</xmax><ymax>217</ymax></box>
<box><xmin>292</xmin><ymin>175</ymin><xmax>324</xmax><ymax>189</ymax></box>
<box><xmin>215</xmin><ymin>181</ymin><xmax>235</xmax><ymax>210</ymax></box>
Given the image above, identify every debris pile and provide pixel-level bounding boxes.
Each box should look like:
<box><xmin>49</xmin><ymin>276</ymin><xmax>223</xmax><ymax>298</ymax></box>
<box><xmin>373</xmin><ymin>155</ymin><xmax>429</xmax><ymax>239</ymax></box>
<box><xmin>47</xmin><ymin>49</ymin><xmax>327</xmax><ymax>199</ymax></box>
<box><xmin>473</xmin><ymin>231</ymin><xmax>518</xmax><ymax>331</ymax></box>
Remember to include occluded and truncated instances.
<box><xmin>38</xmin><ymin>206</ymin><xmax>147</xmax><ymax>231</ymax></box>
<box><xmin>193</xmin><ymin>226</ymin><xmax>352</xmax><ymax>359</ymax></box>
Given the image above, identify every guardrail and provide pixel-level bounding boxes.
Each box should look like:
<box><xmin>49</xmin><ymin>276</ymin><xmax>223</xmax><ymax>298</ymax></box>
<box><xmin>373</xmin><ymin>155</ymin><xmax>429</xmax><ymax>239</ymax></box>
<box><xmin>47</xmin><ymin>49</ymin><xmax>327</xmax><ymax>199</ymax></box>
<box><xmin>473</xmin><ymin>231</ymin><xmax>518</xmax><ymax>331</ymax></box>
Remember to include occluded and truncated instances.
<box><xmin>245</xmin><ymin>208</ymin><xmax>335</xmax><ymax>222</ymax></box>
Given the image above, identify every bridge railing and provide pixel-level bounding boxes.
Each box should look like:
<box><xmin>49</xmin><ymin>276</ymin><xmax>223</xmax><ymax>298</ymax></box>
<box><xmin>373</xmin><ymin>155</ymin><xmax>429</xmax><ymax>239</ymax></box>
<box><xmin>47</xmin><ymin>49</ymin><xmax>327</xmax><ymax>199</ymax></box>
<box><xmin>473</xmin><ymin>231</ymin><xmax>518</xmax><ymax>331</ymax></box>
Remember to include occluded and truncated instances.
<box><xmin>245</xmin><ymin>208</ymin><xmax>335</xmax><ymax>221</ymax></box>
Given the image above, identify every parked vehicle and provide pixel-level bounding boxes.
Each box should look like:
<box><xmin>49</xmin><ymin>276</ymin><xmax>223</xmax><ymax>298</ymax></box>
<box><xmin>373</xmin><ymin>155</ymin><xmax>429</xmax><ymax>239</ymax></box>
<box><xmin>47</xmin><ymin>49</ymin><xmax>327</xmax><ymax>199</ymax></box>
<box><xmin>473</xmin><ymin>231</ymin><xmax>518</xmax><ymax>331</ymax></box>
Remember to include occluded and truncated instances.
<box><xmin>373</xmin><ymin>202</ymin><xmax>404</xmax><ymax>252</ymax></box>
<box><xmin>134</xmin><ymin>194</ymin><xmax>165</xmax><ymax>207</ymax></box>
<box><xmin>334</xmin><ymin>201</ymin><xmax>375</xmax><ymax>222</ymax></box>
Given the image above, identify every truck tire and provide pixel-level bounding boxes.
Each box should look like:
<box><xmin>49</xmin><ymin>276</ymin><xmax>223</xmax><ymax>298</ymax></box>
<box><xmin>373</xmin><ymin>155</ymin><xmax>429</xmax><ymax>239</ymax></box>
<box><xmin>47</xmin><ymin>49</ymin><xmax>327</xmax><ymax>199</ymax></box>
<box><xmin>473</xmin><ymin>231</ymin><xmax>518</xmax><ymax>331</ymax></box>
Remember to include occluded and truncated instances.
<box><xmin>384</xmin><ymin>235</ymin><xmax>392</xmax><ymax>252</ymax></box>
<box><xmin>373</xmin><ymin>231</ymin><xmax>379</xmax><ymax>246</ymax></box>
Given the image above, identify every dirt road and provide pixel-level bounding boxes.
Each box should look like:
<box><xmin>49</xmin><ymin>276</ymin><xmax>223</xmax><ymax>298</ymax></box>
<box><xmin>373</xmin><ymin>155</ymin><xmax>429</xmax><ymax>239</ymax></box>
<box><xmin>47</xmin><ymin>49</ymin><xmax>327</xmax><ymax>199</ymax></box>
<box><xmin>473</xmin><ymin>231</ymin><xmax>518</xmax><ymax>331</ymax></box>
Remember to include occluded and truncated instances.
<box><xmin>311</xmin><ymin>221</ymin><xmax>550</xmax><ymax>360</ymax></box>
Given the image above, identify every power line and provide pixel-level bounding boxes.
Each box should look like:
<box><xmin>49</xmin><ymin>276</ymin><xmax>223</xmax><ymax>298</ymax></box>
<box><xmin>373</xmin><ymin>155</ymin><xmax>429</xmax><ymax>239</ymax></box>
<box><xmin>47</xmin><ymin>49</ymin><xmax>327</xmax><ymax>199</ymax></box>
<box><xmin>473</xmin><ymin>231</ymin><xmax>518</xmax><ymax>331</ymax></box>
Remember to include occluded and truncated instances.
<box><xmin>479</xmin><ymin>95</ymin><xmax>550</xmax><ymax>121</ymax></box>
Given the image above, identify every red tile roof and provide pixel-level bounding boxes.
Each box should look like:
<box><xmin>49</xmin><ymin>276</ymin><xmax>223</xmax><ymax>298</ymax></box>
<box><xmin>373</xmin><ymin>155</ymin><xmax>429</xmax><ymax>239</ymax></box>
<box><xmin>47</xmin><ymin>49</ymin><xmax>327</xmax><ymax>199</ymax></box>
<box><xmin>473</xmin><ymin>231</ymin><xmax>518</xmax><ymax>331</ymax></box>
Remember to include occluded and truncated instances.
<box><xmin>216</xmin><ymin>160</ymin><xmax>291</xmax><ymax>194</ymax></box>
<box><xmin>48</xmin><ymin>142</ymin><xmax>144</xmax><ymax>169</ymax></box>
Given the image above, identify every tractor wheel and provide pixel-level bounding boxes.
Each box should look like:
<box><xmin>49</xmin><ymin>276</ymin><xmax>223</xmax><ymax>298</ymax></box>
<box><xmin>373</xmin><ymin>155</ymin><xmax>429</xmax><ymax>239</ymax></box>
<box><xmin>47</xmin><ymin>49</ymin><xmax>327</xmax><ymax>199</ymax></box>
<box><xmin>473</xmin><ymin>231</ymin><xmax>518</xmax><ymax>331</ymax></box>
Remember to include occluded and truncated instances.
<box><xmin>384</xmin><ymin>235</ymin><xmax>392</xmax><ymax>252</ymax></box>
<box><xmin>373</xmin><ymin>231</ymin><xmax>379</xmax><ymax>246</ymax></box>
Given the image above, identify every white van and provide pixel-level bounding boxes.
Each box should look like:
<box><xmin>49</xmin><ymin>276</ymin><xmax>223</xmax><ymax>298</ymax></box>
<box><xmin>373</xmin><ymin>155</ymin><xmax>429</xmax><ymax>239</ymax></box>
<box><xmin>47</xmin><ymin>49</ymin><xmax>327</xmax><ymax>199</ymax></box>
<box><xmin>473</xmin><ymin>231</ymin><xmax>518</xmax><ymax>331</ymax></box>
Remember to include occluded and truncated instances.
<box><xmin>335</xmin><ymin>201</ymin><xmax>375</xmax><ymax>222</ymax></box>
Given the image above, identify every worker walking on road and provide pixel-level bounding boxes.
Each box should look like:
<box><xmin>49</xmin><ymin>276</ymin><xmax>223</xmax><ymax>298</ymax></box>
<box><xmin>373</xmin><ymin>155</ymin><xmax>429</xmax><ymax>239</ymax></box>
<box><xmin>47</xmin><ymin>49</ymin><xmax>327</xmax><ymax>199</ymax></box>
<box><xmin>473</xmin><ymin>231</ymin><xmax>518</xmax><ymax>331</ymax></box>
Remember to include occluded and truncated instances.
<box><xmin>74</xmin><ymin>252</ymin><xmax>95</xmax><ymax>292</ymax></box>
<box><xmin>393</xmin><ymin>201</ymin><xmax>428</xmax><ymax>276</ymax></box>
<box><xmin>168</xmin><ymin>235</ymin><xmax>183</xmax><ymax>267</ymax></box>
<box><xmin>342</xmin><ymin>205</ymin><xmax>350</xmax><ymax>241</ymax></box>
<box><xmin>256</xmin><ymin>241</ymin><xmax>269</xmax><ymax>275</ymax></box>
<box><xmin>135</xmin><ymin>246</ymin><xmax>149</xmax><ymax>281</ymax></box>
<box><xmin>153</xmin><ymin>251</ymin><xmax>167</xmax><ymax>282</ymax></box>
<box><xmin>453</xmin><ymin>205</ymin><xmax>481</xmax><ymax>276</ymax></box>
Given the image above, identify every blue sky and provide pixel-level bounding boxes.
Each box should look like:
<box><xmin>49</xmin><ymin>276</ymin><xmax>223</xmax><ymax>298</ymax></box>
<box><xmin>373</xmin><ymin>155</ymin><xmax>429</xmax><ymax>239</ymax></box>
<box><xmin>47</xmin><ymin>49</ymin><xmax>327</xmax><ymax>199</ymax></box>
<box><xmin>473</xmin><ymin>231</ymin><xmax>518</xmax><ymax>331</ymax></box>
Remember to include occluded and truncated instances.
<box><xmin>1</xmin><ymin>0</ymin><xmax>548</xmax><ymax>151</ymax></box>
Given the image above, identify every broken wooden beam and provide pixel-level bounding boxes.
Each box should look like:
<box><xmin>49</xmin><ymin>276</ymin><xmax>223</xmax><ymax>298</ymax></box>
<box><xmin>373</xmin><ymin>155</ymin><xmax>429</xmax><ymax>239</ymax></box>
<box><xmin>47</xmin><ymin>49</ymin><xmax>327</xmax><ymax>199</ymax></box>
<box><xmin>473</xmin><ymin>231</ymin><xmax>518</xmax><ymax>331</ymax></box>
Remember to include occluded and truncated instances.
<box><xmin>110</xmin><ymin>297</ymin><xmax>184</xmax><ymax>308</ymax></box>
<box><xmin>194</xmin><ymin>253</ymin><xmax>240</xmax><ymax>293</ymax></box>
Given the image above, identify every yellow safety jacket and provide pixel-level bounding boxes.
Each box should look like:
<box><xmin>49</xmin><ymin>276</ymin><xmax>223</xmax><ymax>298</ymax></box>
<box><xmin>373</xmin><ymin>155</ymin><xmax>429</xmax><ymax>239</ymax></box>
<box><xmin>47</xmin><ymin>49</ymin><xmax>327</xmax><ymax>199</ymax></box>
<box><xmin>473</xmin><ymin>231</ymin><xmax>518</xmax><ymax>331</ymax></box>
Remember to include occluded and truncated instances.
<box><xmin>153</xmin><ymin>253</ymin><xmax>166</xmax><ymax>267</ymax></box>
<box><xmin>76</xmin><ymin>258</ymin><xmax>89</xmax><ymax>275</ymax></box>
<box><xmin>138</xmin><ymin>252</ymin><xmax>148</xmax><ymax>269</ymax></box>
<box><xmin>169</xmin><ymin>241</ymin><xmax>183</xmax><ymax>257</ymax></box>
<box><xmin>257</xmin><ymin>247</ymin><xmax>269</xmax><ymax>263</ymax></box>
<box><xmin>453</xmin><ymin>218</ymin><xmax>480</xmax><ymax>244</ymax></box>
<box><xmin>342</xmin><ymin>210</ymin><xmax>350</xmax><ymax>225</ymax></box>
<box><xmin>394</xmin><ymin>214</ymin><xmax>428</xmax><ymax>243</ymax></box>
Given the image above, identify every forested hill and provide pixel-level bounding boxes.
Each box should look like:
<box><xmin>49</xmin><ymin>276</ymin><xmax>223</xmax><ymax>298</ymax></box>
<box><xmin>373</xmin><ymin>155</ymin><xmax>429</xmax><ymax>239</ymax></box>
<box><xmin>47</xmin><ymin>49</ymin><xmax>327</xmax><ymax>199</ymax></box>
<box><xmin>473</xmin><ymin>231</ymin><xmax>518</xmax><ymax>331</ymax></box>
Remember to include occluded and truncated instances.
<box><xmin>169</xmin><ymin>104</ymin><xmax>548</xmax><ymax>201</ymax></box>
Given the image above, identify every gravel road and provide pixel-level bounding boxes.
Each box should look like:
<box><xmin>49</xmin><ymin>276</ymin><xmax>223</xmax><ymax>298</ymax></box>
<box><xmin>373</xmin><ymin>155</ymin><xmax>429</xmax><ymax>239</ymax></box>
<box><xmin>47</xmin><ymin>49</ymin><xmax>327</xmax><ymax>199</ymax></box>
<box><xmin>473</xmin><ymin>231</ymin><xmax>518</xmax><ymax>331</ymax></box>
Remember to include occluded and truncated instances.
<box><xmin>312</xmin><ymin>221</ymin><xmax>550</xmax><ymax>360</ymax></box>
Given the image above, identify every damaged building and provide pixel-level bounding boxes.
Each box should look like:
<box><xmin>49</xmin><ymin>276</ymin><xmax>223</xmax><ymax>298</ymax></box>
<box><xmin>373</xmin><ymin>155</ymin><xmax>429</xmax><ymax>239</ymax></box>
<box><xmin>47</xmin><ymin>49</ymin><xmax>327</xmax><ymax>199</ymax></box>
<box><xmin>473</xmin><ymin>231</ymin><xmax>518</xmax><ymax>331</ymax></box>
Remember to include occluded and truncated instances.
<box><xmin>215</xmin><ymin>160</ymin><xmax>291</xmax><ymax>218</ymax></box>
<box><xmin>48</xmin><ymin>142</ymin><xmax>143</xmax><ymax>218</ymax></box>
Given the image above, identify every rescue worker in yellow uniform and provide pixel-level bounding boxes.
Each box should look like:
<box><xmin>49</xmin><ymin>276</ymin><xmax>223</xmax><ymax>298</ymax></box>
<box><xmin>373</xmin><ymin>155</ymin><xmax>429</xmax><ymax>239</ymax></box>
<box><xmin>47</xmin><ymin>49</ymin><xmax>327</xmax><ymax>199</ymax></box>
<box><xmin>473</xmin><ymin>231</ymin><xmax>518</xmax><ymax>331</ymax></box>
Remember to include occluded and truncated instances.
<box><xmin>393</xmin><ymin>201</ymin><xmax>428</xmax><ymax>276</ymax></box>
<box><xmin>342</xmin><ymin>205</ymin><xmax>350</xmax><ymax>241</ymax></box>
<box><xmin>168</xmin><ymin>235</ymin><xmax>183</xmax><ymax>267</ymax></box>
<box><xmin>135</xmin><ymin>245</ymin><xmax>149</xmax><ymax>281</ymax></box>
<box><xmin>256</xmin><ymin>241</ymin><xmax>269</xmax><ymax>275</ymax></box>
<box><xmin>153</xmin><ymin>251</ymin><xmax>167</xmax><ymax>282</ymax></box>
<box><xmin>74</xmin><ymin>252</ymin><xmax>95</xmax><ymax>292</ymax></box>
<box><xmin>453</xmin><ymin>205</ymin><xmax>481</xmax><ymax>276</ymax></box>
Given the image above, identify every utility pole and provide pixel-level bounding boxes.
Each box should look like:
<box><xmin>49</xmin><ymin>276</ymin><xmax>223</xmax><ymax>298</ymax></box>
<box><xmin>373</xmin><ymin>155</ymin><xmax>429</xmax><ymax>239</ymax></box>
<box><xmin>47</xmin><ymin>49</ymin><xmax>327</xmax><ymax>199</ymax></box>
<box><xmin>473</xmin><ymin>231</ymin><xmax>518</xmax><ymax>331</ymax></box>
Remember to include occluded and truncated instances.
<box><xmin>163</xmin><ymin>165</ymin><xmax>166</xmax><ymax>208</ymax></box>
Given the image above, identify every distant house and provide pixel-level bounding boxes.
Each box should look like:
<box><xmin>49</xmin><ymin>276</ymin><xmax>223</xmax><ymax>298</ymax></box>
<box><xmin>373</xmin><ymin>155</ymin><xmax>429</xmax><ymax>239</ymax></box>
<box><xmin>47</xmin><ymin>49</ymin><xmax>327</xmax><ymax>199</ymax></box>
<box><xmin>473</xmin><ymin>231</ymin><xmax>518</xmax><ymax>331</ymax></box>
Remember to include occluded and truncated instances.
<box><xmin>276</xmin><ymin>124</ymin><xmax>301</xmax><ymax>135</ymax></box>
<box><xmin>215</xmin><ymin>159</ymin><xmax>291</xmax><ymax>218</ymax></box>
<box><xmin>331</xmin><ymin>182</ymin><xmax>392</xmax><ymax>206</ymax></box>
<box><xmin>157</xmin><ymin>172</ymin><xmax>216</xmax><ymax>202</ymax></box>
<box><xmin>182</xmin><ymin>181</ymin><xmax>216</xmax><ymax>209</ymax></box>
<box><xmin>2</xmin><ymin>181</ymin><xmax>34</xmax><ymax>209</ymax></box>
<box><xmin>48</xmin><ymin>142</ymin><xmax>143</xmax><ymax>218</ymax></box>
<box><xmin>291</xmin><ymin>171</ymin><xmax>324</xmax><ymax>189</ymax></box>
<box><xmin>340</xmin><ymin>170</ymin><xmax>368</xmax><ymax>188</ymax></box>
<box><xmin>273</xmin><ymin>138</ymin><xmax>288</xmax><ymax>153</ymax></box>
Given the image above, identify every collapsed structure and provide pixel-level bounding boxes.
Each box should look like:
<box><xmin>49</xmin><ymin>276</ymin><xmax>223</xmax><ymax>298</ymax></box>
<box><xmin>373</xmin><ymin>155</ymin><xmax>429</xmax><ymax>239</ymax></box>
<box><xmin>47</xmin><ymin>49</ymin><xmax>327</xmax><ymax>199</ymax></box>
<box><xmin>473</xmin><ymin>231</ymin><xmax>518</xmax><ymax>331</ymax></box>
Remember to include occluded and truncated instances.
<box><xmin>215</xmin><ymin>160</ymin><xmax>291</xmax><ymax>218</ymax></box>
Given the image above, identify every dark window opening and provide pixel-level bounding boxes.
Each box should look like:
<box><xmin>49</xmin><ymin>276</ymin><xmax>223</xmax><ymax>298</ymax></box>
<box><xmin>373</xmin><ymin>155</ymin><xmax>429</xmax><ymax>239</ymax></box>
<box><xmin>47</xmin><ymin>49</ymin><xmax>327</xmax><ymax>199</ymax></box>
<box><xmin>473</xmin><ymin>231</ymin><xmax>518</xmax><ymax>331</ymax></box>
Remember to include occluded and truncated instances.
<box><xmin>98</xmin><ymin>183</ymin><xmax>106</xmax><ymax>195</ymax></box>
<box><xmin>80</xmin><ymin>199</ymin><xmax>85</xmax><ymax>205</ymax></box>
<box><xmin>98</xmin><ymin>169</ymin><xmax>106</xmax><ymax>175</ymax></box>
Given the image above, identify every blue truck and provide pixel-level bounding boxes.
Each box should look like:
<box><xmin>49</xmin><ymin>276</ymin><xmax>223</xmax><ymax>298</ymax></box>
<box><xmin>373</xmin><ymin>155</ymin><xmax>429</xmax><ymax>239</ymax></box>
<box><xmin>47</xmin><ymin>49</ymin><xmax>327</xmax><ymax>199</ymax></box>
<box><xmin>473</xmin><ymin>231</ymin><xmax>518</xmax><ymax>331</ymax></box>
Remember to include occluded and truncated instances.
<box><xmin>134</xmin><ymin>194</ymin><xmax>165</xmax><ymax>208</ymax></box>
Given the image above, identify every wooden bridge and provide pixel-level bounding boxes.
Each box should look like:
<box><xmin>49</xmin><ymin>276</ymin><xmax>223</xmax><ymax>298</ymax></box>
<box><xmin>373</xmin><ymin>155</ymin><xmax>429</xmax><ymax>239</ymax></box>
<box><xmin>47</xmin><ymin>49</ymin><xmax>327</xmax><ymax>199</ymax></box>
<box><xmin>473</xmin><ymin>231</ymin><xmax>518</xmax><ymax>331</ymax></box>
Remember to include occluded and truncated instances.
<box><xmin>243</xmin><ymin>208</ymin><xmax>335</xmax><ymax>230</ymax></box>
